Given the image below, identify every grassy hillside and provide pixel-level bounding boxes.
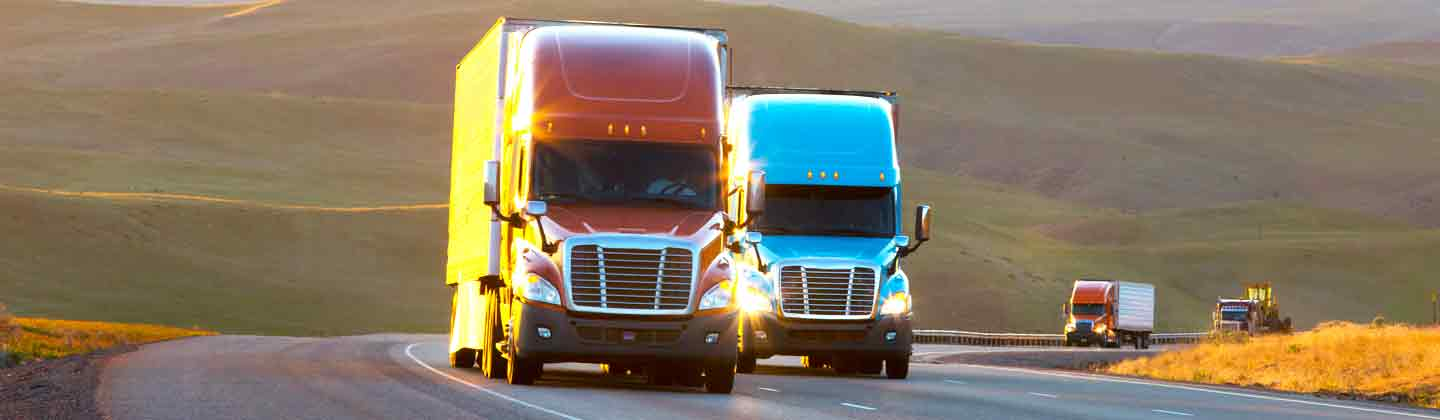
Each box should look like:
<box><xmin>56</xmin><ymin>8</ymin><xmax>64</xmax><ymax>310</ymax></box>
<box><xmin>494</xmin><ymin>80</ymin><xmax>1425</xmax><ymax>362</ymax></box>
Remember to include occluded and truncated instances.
<box><xmin>2</xmin><ymin>0</ymin><xmax>1438</xmax><ymax>334</ymax></box>
<box><xmin>6</xmin><ymin>0</ymin><xmax>1440</xmax><ymax>226</ymax></box>
<box><xmin>0</xmin><ymin>186</ymin><xmax>448</xmax><ymax>336</ymax></box>
<box><xmin>716</xmin><ymin>0</ymin><xmax>1440</xmax><ymax>58</ymax></box>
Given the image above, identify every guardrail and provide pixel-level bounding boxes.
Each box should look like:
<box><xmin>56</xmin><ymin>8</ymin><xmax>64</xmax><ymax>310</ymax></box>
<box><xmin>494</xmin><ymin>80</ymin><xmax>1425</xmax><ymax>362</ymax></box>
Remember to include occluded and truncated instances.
<box><xmin>914</xmin><ymin>330</ymin><xmax>1208</xmax><ymax>347</ymax></box>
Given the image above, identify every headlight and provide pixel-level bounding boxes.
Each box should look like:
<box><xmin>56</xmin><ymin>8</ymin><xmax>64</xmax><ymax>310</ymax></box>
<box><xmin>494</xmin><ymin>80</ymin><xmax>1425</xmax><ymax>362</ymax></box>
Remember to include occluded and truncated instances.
<box><xmin>739</xmin><ymin>285</ymin><xmax>772</xmax><ymax>312</ymax></box>
<box><xmin>880</xmin><ymin>292</ymin><xmax>910</xmax><ymax>315</ymax></box>
<box><xmin>1064</xmin><ymin>324</ymin><xmax>1076</xmax><ymax>333</ymax></box>
<box><xmin>1093</xmin><ymin>323</ymin><xmax>1107</xmax><ymax>333</ymax></box>
<box><xmin>699</xmin><ymin>281</ymin><xmax>733</xmax><ymax>310</ymax></box>
<box><xmin>517</xmin><ymin>274</ymin><xmax>560</xmax><ymax>305</ymax></box>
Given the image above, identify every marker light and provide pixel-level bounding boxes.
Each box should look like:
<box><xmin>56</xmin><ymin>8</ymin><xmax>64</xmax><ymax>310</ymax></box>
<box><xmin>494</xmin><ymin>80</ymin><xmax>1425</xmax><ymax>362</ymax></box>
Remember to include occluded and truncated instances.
<box><xmin>705</xmin><ymin>332</ymin><xmax>721</xmax><ymax>344</ymax></box>
<box><xmin>807</xmin><ymin>170</ymin><xmax>814</xmax><ymax>179</ymax></box>
<box><xmin>607</xmin><ymin>123</ymin><xmax>615</xmax><ymax>135</ymax></box>
<box><xmin>537</xmin><ymin>327</ymin><xmax>553</xmax><ymax>339</ymax></box>
<box><xmin>879</xmin><ymin>172</ymin><xmax>886</xmax><ymax>181</ymax></box>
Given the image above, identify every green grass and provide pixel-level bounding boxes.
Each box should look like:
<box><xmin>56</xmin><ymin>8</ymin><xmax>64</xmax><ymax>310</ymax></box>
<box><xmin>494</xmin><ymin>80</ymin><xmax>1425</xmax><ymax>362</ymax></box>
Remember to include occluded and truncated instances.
<box><xmin>0</xmin><ymin>0</ymin><xmax>1438</xmax><ymax>335</ymax></box>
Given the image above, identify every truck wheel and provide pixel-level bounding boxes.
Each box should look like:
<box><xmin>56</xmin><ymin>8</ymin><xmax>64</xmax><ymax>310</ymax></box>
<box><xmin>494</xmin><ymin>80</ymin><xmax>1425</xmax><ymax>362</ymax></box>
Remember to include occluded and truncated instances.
<box><xmin>704</xmin><ymin>360</ymin><xmax>736</xmax><ymax>394</ymax></box>
<box><xmin>885</xmin><ymin>356</ymin><xmax>910</xmax><ymax>379</ymax></box>
<box><xmin>1132</xmin><ymin>334</ymin><xmax>1142</xmax><ymax>349</ymax></box>
<box><xmin>506</xmin><ymin>352</ymin><xmax>541</xmax><ymax>385</ymax></box>
<box><xmin>480</xmin><ymin>286</ymin><xmax>507</xmax><ymax>379</ymax></box>
<box><xmin>647</xmin><ymin>364</ymin><xmax>676</xmax><ymax>386</ymax></box>
<box><xmin>858</xmin><ymin>358</ymin><xmax>883</xmax><ymax>375</ymax></box>
<box><xmin>450</xmin><ymin>348</ymin><xmax>476</xmax><ymax>369</ymax></box>
<box><xmin>831</xmin><ymin>356</ymin><xmax>858</xmax><ymax>375</ymax></box>
<box><xmin>1141</xmin><ymin>336</ymin><xmax>1151</xmax><ymax>349</ymax></box>
<box><xmin>801</xmin><ymin>355</ymin><xmax>830</xmax><ymax>369</ymax></box>
<box><xmin>737</xmin><ymin>322</ymin><xmax>758</xmax><ymax>374</ymax></box>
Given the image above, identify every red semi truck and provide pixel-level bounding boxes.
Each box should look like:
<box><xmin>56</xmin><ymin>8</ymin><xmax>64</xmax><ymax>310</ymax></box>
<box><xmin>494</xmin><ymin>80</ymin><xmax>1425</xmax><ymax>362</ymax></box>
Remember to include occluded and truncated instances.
<box><xmin>445</xmin><ymin>18</ymin><xmax>763</xmax><ymax>393</ymax></box>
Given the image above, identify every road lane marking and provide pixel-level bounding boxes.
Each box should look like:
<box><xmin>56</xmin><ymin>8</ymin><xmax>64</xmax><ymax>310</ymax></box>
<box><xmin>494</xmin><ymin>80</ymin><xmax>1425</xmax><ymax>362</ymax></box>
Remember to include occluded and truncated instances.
<box><xmin>1152</xmin><ymin>409</ymin><xmax>1194</xmax><ymax>417</ymax></box>
<box><xmin>1028</xmin><ymin>392</ymin><xmax>1058</xmax><ymax>399</ymax></box>
<box><xmin>841</xmin><ymin>402</ymin><xmax>877</xmax><ymax>411</ymax></box>
<box><xmin>404</xmin><ymin>343</ymin><xmax>584</xmax><ymax>420</ymax></box>
<box><xmin>758</xmin><ymin>387</ymin><xmax>781</xmax><ymax>393</ymax></box>
<box><xmin>960</xmin><ymin>364</ymin><xmax>1440</xmax><ymax>419</ymax></box>
<box><xmin>944</xmin><ymin>379</ymin><xmax>967</xmax><ymax>385</ymax></box>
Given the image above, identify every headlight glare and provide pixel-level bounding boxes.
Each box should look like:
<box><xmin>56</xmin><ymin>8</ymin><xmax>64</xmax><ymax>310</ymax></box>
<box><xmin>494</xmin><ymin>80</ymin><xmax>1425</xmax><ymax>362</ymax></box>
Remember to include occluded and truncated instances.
<box><xmin>739</xmin><ymin>285</ymin><xmax>773</xmax><ymax>312</ymax></box>
<box><xmin>880</xmin><ymin>292</ymin><xmax>910</xmax><ymax>315</ymax></box>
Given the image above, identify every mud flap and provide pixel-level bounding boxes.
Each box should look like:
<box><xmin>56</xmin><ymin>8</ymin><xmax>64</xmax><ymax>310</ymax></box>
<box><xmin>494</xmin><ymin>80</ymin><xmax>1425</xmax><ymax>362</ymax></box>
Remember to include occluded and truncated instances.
<box><xmin>449</xmin><ymin>280</ymin><xmax>486</xmax><ymax>354</ymax></box>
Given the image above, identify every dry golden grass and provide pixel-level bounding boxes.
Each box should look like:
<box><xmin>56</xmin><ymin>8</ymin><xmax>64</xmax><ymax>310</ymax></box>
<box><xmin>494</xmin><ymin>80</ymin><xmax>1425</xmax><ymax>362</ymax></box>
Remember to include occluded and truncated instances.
<box><xmin>1107</xmin><ymin>322</ymin><xmax>1440</xmax><ymax>408</ymax></box>
<box><xmin>1</xmin><ymin>315</ymin><xmax>213</xmax><ymax>364</ymax></box>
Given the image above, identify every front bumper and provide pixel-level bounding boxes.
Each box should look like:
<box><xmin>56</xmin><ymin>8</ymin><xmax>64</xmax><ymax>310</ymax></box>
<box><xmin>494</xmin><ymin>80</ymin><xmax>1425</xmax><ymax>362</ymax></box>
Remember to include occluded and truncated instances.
<box><xmin>513</xmin><ymin>303</ymin><xmax>739</xmax><ymax>365</ymax></box>
<box><xmin>744</xmin><ymin>311</ymin><xmax>912</xmax><ymax>359</ymax></box>
<box><xmin>1066</xmin><ymin>330</ymin><xmax>1114</xmax><ymax>345</ymax></box>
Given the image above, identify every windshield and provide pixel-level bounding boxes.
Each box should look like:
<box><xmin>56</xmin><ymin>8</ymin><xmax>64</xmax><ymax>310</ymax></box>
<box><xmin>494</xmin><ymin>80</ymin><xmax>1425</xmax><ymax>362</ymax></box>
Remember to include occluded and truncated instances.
<box><xmin>530</xmin><ymin>140</ymin><xmax>719</xmax><ymax>209</ymax></box>
<box><xmin>1221</xmin><ymin>309</ymin><xmax>1249</xmax><ymax>321</ymax></box>
<box><xmin>754</xmin><ymin>185</ymin><xmax>895</xmax><ymax>237</ymax></box>
<box><xmin>1072</xmin><ymin>303</ymin><xmax>1105</xmax><ymax>316</ymax></box>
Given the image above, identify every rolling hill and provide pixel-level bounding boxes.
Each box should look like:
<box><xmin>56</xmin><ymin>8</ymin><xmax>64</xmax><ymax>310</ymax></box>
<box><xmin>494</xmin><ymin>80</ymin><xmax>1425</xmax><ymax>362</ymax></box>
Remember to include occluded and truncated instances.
<box><xmin>2</xmin><ymin>0</ymin><xmax>1438</xmax><ymax>334</ymax></box>
<box><xmin>715</xmin><ymin>0</ymin><xmax>1440</xmax><ymax>58</ymax></box>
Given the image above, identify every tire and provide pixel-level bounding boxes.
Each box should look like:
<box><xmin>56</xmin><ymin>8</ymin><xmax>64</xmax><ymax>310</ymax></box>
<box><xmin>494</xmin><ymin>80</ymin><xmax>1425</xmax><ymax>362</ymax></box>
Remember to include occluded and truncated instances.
<box><xmin>858</xmin><ymin>358</ymin><xmax>883</xmax><ymax>375</ymax></box>
<box><xmin>1132</xmin><ymin>334</ymin><xmax>1142</xmax><ymax>350</ymax></box>
<box><xmin>704</xmin><ymin>360</ymin><xmax>736</xmax><ymax>394</ymax></box>
<box><xmin>480</xmin><ymin>286</ymin><xmax>507</xmax><ymax>379</ymax></box>
<box><xmin>677</xmin><ymin>364</ymin><xmax>706</xmax><ymax>387</ymax></box>
<box><xmin>505</xmin><ymin>306</ymin><xmax>540</xmax><ymax>385</ymax></box>
<box><xmin>737</xmin><ymin>322</ymin><xmax>758</xmax><ymax>374</ymax></box>
<box><xmin>1141</xmin><ymin>336</ymin><xmax>1151</xmax><ymax>349</ymax></box>
<box><xmin>647</xmin><ymin>364</ymin><xmax>676</xmax><ymax>386</ymax></box>
<box><xmin>831</xmin><ymin>356</ymin><xmax>858</xmax><ymax>375</ymax></box>
<box><xmin>506</xmin><ymin>352</ymin><xmax>540</xmax><ymax>385</ymax></box>
<box><xmin>450</xmin><ymin>348</ymin><xmax>477</xmax><ymax>369</ymax></box>
<box><xmin>885</xmin><ymin>356</ymin><xmax>910</xmax><ymax>379</ymax></box>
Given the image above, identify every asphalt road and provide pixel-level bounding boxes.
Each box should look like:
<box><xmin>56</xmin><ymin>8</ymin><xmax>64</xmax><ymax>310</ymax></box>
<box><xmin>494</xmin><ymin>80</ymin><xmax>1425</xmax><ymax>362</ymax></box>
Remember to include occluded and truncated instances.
<box><xmin>100</xmin><ymin>335</ymin><xmax>1440</xmax><ymax>420</ymax></box>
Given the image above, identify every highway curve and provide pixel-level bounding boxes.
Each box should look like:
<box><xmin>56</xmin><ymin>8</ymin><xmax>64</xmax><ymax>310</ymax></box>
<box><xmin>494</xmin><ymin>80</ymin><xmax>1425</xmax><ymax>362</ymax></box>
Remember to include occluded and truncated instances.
<box><xmin>100</xmin><ymin>335</ymin><xmax>1440</xmax><ymax>420</ymax></box>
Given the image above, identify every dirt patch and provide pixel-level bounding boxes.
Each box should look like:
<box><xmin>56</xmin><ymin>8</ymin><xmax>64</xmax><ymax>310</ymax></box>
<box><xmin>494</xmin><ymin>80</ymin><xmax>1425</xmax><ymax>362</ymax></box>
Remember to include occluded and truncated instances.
<box><xmin>0</xmin><ymin>344</ymin><xmax>136</xmax><ymax>420</ymax></box>
<box><xmin>933</xmin><ymin>350</ymin><xmax>1155</xmax><ymax>370</ymax></box>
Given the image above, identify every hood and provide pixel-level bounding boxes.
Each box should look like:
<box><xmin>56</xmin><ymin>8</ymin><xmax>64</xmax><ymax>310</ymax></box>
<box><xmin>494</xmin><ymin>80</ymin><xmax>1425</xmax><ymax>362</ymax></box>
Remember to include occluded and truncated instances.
<box><xmin>756</xmin><ymin>235</ymin><xmax>899</xmax><ymax>268</ymax></box>
<box><xmin>539</xmin><ymin>204</ymin><xmax>723</xmax><ymax>242</ymax></box>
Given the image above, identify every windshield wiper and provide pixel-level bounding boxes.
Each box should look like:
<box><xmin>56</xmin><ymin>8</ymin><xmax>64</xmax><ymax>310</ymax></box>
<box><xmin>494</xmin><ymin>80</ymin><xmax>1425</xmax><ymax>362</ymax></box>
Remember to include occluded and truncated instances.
<box><xmin>535</xmin><ymin>192</ymin><xmax>589</xmax><ymax>203</ymax></box>
<box><xmin>757</xmin><ymin>226</ymin><xmax>807</xmax><ymax>235</ymax></box>
<box><xmin>812</xmin><ymin>228</ymin><xmax>888</xmax><ymax>237</ymax></box>
<box><xmin>630</xmin><ymin>196</ymin><xmax>698</xmax><ymax>208</ymax></box>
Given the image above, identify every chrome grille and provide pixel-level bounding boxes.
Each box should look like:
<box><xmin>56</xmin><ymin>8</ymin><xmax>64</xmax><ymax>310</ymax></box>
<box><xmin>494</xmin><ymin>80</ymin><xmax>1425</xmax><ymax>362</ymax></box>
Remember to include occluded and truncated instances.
<box><xmin>569</xmin><ymin>245</ymin><xmax>693</xmax><ymax>313</ymax></box>
<box><xmin>778</xmin><ymin>265</ymin><xmax>877</xmax><ymax>318</ymax></box>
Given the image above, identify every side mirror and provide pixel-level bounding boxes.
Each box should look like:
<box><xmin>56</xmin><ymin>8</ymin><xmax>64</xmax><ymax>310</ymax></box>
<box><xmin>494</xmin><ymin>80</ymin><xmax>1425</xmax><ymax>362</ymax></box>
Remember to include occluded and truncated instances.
<box><xmin>482</xmin><ymin>160</ymin><xmax>500</xmax><ymax>206</ymax></box>
<box><xmin>524</xmin><ymin>200</ymin><xmax>548</xmax><ymax>217</ymax></box>
<box><xmin>745</xmin><ymin>231</ymin><xmax>763</xmax><ymax>245</ymax></box>
<box><xmin>745</xmin><ymin>170</ymin><xmax>766</xmax><ymax>217</ymax></box>
<box><xmin>914</xmin><ymin>204</ymin><xmax>932</xmax><ymax>243</ymax></box>
<box><xmin>894</xmin><ymin>235</ymin><xmax>911</xmax><ymax>248</ymax></box>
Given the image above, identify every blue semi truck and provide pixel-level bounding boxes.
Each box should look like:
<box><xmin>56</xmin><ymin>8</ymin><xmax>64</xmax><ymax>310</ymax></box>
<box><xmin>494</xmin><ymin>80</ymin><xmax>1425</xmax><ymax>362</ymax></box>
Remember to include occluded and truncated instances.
<box><xmin>725</xmin><ymin>87</ymin><xmax>932</xmax><ymax>379</ymax></box>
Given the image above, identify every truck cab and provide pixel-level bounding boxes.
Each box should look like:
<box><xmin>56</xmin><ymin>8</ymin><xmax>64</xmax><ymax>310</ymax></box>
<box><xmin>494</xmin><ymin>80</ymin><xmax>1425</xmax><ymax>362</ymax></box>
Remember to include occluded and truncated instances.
<box><xmin>1214</xmin><ymin>299</ymin><xmax>1258</xmax><ymax>334</ymax></box>
<box><xmin>1062</xmin><ymin>279</ymin><xmax>1154</xmax><ymax>348</ymax></box>
<box><xmin>725</xmin><ymin>87</ymin><xmax>932</xmax><ymax>379</ymax></box>
<box><xmin>446</xmin><ymin>19</ymin><xmax>761</xmax><ymax>393</ymax></box>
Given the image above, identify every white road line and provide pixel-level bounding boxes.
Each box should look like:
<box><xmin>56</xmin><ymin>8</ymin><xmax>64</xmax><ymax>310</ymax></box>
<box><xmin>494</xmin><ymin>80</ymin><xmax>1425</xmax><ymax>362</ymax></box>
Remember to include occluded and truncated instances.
<box><xmin>944</xmin><ymin>379</ymin><xmax>967</xmax><ymax>385</ymax></box>
<box><xmin>758</xmin><ymin>387</ymin><xmax>781</xmax><ymax>393</ymax></box>
<box><xmin>1152</xmin><ymin>409</ymin><xmax>1194</xmax><ymax>417</ymax></box>
<box><xmin>404</xmin><ymin>343</ymin><xmax>584</xmax><ymax>420</ymax></box>
<box><xmin>842</xmin><ymin>402</ymin><xmax>878</xmax><ymax>411</ymax></box>
<box><xmin>1028</xmin><ymin>392</ymin><xmax>1058</xmax><ymax>399</ymax></box>
<box><xmin>961</xmin><ymin>364</ymin><xmax>1440</xmax><ymax>419</ymax></box>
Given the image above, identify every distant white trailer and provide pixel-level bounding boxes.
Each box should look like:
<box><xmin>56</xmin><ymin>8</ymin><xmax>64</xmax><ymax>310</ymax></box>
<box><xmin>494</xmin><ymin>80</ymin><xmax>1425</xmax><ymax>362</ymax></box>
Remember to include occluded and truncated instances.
<box><xmin>1115</xmin><ymin>281</ymin><xmax>1155</xmax><ymax>334</ymax></box>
